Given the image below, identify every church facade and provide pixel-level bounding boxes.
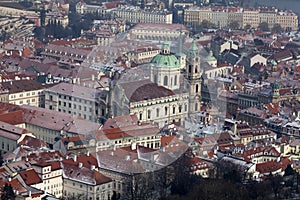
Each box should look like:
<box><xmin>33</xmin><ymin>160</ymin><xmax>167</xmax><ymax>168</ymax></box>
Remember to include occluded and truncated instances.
<box><xmin>110</xmin><ymin>40</ymin><xmax>202</xmax><ymax>127</ymax></box>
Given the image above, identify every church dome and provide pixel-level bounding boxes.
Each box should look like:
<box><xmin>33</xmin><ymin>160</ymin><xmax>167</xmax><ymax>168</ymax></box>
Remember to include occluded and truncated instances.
<box><xmin>206</xmin><ymin>50</ymin><xmax>217</xmax><ymax>62</ymax></box>
<box><xmin>150</xmin><ymin>53</ymin><xmax>180</xmax><ymax>68</ymax></box>
<box><xmin>150</xmin><ymin>41</ymin><xmax>180</xmax><ymax>68</ymax></box>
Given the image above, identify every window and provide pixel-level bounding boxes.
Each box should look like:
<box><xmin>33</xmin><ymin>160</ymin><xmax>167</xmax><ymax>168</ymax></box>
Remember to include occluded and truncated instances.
<box><xmin>174</xmin><ymin>75</ymin><xmax>177</xmax><ymax>85</ymax></box>
<box><xmin>164</xmin><ymin>76</ymin><xmax>168</xmax><ymax>86</ymax></box>
<box><xmin>147</xmin><ymin>110</ymin><xmax>151</xmax><ymax>119</ymax></box>
<box><xmin>165</xmin><ymin>107</ymin><xmax>168</xmax><ymax>115</ymax></box>
<box><xmin>156</xmin><ymin>108</ymin><xmax>159</xmax><ymax>117</ymax></box>
<box><xmin>196</xmin><ymin>84</ymin><xmax>199</xmax><ymax>93</ymax></box>
<box><xmin>139</xmin><ymin>113</ymin><xmax>142</xmax><ymax>120</ymax></box>
<box><xmin>173</xmin><ymin>106</ymin><xmax>176</xmax><ymax>114</ymax></box>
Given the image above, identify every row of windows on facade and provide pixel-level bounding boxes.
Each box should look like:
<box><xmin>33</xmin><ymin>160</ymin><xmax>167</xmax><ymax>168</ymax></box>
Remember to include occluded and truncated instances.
<box><xmin>10</xmin><ymin>91</ymin><xmax>40</xmax><ymax>99</ymax></box>
<box><xmin>43</xmin><ymin>182</ymin><xmax>62</xmax><ymax>193</ymax></box>
<box><xmin>1</xmin><ymin>142</ymin><xmax>13</xmax><ymax>152</ymax></box>
<box><xmin>50</xmin><ymin>94</ymin><xmax>96</xmax><ymax>104</ymax></box>
<box><xmin>58</xmin><ymin>101</ymin><xmax>94</xmax><ymax>112</ymax></box>
<box><xmin>139</xmin><ymin>104</ymin><xmax>191</xmax><ymax>120</ymax></box>
<box><xmin>49</xmin><ymin>106</ymin><xmax>104</xmax><ymax>120</ymax></box>
<box><xmin>13</xmin><ymin>98</ymin><xmax>36</xmax><ymax>105</ymax></box>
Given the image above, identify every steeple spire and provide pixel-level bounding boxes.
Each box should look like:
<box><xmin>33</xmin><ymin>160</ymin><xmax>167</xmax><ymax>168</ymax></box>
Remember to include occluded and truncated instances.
<box><xmin>178</xmin><ymin>25</ymin><xmax>183</xmax><ymax>55</ymax></box>
<box><xmin>189</xmin><ymin>38</ymin><xmax>198</xmax><ymax>57</ymax></box>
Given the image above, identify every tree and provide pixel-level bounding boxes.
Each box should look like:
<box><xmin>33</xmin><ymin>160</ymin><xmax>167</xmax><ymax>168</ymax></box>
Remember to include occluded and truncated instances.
<box><xmin>258</xmin><ymin>22</ymin><xmax>270</xmax><ymax>31</ymax></box>
<box><xmin>0</xmin><ymin>30</ymin><xmax>11</xmax><ymax>41</ymax></box>
<box><xmin>272</xmin><ymin>23</ymin><xmax>283</xmax><ymax>33</ymax></box>
<box><xmin>1</xmin><ymin>184</ymin><xmax>16</xmax><ymax>200</ymax></box>
<box><xmin>124</xmin><ymin>172</ymin><xmax>161</xmax><ymax>200</ymax></box>
<box><xmin>208</xmin><ymin>160</ymin><xmax>244</xmax><ymax>183</ymax></box>
<box><xmin>228</xmin><ymin>21</ymin><xmax>240</xmax><ymax>30</ymax></box>
<box><xmin>170</xmin><ymin>154</ymin><xmax>199</xmax><ymax>196</ymax></box>
<box><xmin>268</xmin><ymin>175</ymin><xmax>284</xmax><ymax>199</ymax></box>
<box><xmin>244</xmin><ymin>24</ymin><xmax>251</xmax><ymax>31</ymax></box>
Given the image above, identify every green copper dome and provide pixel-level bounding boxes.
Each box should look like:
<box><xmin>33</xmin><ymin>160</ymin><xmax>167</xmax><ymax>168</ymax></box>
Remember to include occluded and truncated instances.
<box><xmin>150</xmin><ymin>41</ymin><xmax>180</xmax><ymax>68</ymax></box>
<box><xmin>189</xmin><ymin>38</ymin><xmax>199</xmax><ymax>57</ymax></box>
<box><xmin>206</xmin><ymin>50</ymin><xmax>216</xmax><ymax>61</ymax></box>
<box><xmin>150</xmin><ymin>54</ymin><xmax>180</xmax><ymax>68</ymax></box>
<box><xmin>273</xmin><ymin>81</ymin><xmax>280</xmax><ymax>90</ymax></box>
<box><xmin>271</xmin><ymin>60</ymin><xmax>277</xmax><ymax>66</ymax></box>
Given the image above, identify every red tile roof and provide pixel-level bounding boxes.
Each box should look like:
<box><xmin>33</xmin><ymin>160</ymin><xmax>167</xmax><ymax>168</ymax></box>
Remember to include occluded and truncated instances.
<box><xmin>19</xmin><ymin>135</ymin><xmax>47</xmax><ymax>149</ymax></box>
<box><xmin>256</xmin><ymin>161</ymin><xmax>282</xmax><ymax>174</ymax></box>
<box><xmin>19</xmin><ymin>169</ymin><xmax>42</xmax><ymax>185</ymax></box>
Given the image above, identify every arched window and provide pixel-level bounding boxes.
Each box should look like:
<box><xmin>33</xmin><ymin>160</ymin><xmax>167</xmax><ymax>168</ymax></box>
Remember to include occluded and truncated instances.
<box><xmin>173</xmin><ymin>106</ymin><xmax>176</xmax><ymax>114</ymax></box>
<box><xmin>164</xmin><ymin>76</ymin><xmax>168</xmax><ymax>86</ymax></box>
<box><xmin>188</xmin><ymin>65</ymin><xmax>192</xmax><ymax>73</ymax></box>
<box><xmin>196</xmin><ymin>84</ymin><xmax>199</xmax><ymax>93</ymax></box>
<box><xmin>165</xmin><ymin>107</ymin><xmax>168</xmax><ymax>115</ymax></box>
<box><xmin>147</xmin><ymin>110</ymin><xmax>151</xmax><ymax>119</ymax></box>
<box><xmin>179</xmin><ymin>105</ymin><xmax>182</xmax><ymax>113</ymax></box>
<box><xmin>174</xmin><ymin>75</ymin><xmax>177</xmax><ymax>85</ymax></box>
<box><xmin>156</xmin><ymin>108</ymin><xmax>160</xmax><ymax>117</ymax></box>
<box><xmin>195</xmin><ymin>65</ymin><xmax>198</xmax><ymax>73</ymax></box>
<box><xmin>139</xmin><ymin>113</ymin><xmax>142</xmax><ymax>120</ymax></box>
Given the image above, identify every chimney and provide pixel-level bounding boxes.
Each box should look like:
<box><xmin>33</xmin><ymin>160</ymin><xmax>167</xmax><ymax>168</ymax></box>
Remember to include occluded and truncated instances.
<box><xmin>28</xmin><ymin>191</ymin><xmax>31</xmax><ymax>197</ymax></box>
<box><xmin>87</xmin><ymin>151</ymin><xmax>90</xmax><ymax>157</ymax></box>
<box><xmin>78</xmin><ymin>162</ymin><xmax>83</xmax><ymax>168</ymax></box>
<box><xmin>131</xmin><ymin>142</ymin><xmax>136</xmax><ymax>150</ymax></box>
<box><xmin>73</xmin><ymin>155</ymin><xmax>77</xmax><ymax>162</ymax></box>
<box><xmin>91</xmin><ymin>165</ymin><xmax>95</xmax><ymax>170</ymax></box>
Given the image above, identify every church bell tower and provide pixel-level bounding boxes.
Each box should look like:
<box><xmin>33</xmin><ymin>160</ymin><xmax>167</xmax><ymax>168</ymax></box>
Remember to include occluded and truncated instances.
<box><xmin>186</xmin><ymin>39</ymin><xmax>202</xmax><ymax>117</ymax></box>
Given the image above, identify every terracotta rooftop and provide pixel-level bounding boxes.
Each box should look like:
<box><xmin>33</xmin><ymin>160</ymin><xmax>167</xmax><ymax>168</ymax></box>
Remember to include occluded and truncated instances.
<box><xmin>19</xmin><ymin>169</ymin><xmax>42</xmax><ymax>185</ymax></box>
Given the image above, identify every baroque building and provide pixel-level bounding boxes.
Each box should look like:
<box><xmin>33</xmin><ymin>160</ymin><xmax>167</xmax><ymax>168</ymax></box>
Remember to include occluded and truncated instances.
<box><xmin>110</xmin><ymin>40</ymin><xmax>202</xmax><ymax>127</ymax></box>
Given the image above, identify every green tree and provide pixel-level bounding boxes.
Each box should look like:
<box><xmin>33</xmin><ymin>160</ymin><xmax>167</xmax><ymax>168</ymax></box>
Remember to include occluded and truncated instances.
<box><xmin>258</xmin><ymin>22</ymin><xmax>270</xmax><ymax>31</ymax></box>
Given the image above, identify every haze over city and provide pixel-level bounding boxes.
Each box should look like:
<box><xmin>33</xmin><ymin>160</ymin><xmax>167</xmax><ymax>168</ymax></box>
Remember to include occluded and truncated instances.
<box><xmin>0</xmin><ymin>0</ymin><xmax>299</xmax><ymax>200</ymax></box>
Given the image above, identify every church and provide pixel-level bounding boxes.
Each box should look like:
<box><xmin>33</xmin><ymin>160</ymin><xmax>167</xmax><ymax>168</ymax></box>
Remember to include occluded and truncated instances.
<box><xmin>109</xmin><ymin>40</ymin><xmax>202</xmax><ymax>127</ymax></box>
